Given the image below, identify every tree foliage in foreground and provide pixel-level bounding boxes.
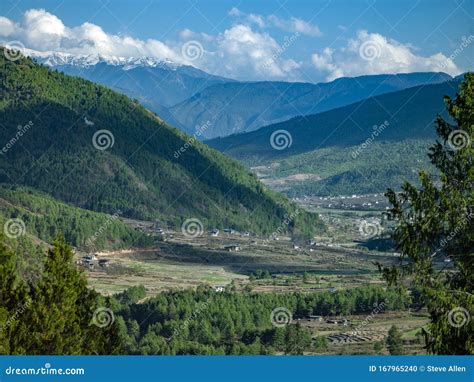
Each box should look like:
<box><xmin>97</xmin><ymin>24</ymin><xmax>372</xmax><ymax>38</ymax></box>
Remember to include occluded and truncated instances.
<box><xmin>385</xmin><ymin>73</ymin><xmax>474</xmax><ymax>355</ymax></box>
<box><xmin>0</xmin><ymin>235</ymin><xmax>122</xmax><ymax>354</ymax></box>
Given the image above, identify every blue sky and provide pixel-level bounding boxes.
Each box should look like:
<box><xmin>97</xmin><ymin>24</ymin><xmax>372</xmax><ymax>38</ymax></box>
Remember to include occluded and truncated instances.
<box><xmin>1</xmin><ymin>0</ymin><xmax>473</xmax><ymax>82</ymax></box>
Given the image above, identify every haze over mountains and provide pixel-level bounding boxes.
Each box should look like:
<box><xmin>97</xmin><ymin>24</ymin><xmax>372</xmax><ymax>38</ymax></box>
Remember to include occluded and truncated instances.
<box><xmin>208</xmin><ymin>79</ymin><xmax>461</xmax><ymax>156</ymax></box>
<box><xmin>30</xmin><ymin>50</ymin><xmax>454</xmax><ymax>140</ymax></box>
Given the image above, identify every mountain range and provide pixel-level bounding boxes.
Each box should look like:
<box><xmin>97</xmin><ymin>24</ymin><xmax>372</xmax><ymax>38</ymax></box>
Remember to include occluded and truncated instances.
<box><xmin>29</xmin><ymin>50</ymin><xmax>453</xmax><ymax>140</ymax></box>
<box><xmin>169</xmin><ymin>72</ymin><xmax>452</xmax><ymax>139</ymax></box>
<box><xmin>12</xmin><ymin>49</ymin><xmax>467</xmax><ymax>202</ymax></box>
<box><xmin>29</xmin><ymin>50</ymin><xmax>232</xmax><ymax>116</ymax></box>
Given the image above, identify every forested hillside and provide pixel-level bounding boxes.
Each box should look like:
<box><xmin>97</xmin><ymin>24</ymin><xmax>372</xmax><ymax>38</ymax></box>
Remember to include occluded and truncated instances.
<box><xmin>112</xmin><ymin>284</ymin><xmax>410</xmax><ymax>355</ymax></box>
<box><xmin>0</xmin><ymin>185</ymin><xmax>152</xmax><ymax>250</ymax></box>
<box><xmin>0</xmin><ymin>54</ymin><xmax>322</xmax><ymax>236</ymax></box>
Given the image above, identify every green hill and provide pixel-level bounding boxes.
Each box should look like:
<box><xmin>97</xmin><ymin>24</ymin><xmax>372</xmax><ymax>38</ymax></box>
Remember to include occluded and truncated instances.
<box><xmin>0</xmin><ymin>54</ymin><xmax>322</xmax><ymax>236</ymax></box>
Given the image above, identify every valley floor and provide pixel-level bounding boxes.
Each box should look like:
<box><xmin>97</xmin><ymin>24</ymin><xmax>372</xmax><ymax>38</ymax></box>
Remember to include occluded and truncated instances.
<box><xmin>74</xmin><ymin>201</ymin><xmax>428</xmax><ymax>355</ymax></box>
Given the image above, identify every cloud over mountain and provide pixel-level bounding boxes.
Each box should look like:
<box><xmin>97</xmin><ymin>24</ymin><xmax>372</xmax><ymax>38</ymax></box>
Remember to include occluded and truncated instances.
<box><xmin>312</xmin><ymin>30</ymin><xmax>460</xmax><ymax>81</ymax></box>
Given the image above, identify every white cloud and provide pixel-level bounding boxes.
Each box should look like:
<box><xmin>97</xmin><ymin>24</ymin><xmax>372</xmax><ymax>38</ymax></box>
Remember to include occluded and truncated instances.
<box><xmin>248</xmin><ymin>14</ymin><xmax>266</xmax><ymax>29</ymax></box>
<box><xmin>312</xmin><ymin>30</ymin><xmax>461</xmax><ymax>81</ymax></box>
<box><xmin>228</xmin><ymin>8</ymin><xmax>321</xmax><ymax>37</ymax></box>
<box><xmin>228</xmin><ymin>7</ymin><xmax>265</xmax><ymax>29</ymax></box>
<box><xmin>0</xmin><ymin>8</ymin><xmax>185</xmax><ymax>63</ymax></box>
<box><xmin>0</xmin><ymin>8</ymin><xmax>302</xmax><ymax>81</ymax></box>
<box><xmin>0</xmin><ymin>16</ymin><xmax>16</xmax><ymax>36</ymax></box>
<box><xmin>214</xmin><ymin>24</ymin><xmax>300</xmax><ymax>79</ymax></box>
<box><xmin>228</xmin><ymin>7</ymin><xmax>243</xmax><ymax>17</ymax></box>
<box><xmin>178</xmin><ymin>28</ymin><xmax>214</xmax><ymax>42</ymax></box>
<box><xmin>268</xmin><ymin>15</ymin><xmax>322</xmax><ymax>37</ymax></box>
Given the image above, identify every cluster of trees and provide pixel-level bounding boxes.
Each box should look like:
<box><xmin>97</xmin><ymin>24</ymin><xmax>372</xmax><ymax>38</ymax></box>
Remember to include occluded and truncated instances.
<box><xmin>384</xmin><ymin>73</ymin><xmax>473</xmax><ymax>354</ymax></box>
<box><xmin>108</xmin><ymin>284</ymin><xmax>409</xmax><ymax>355</ymax></box>
<box><xmin>1</xmin><ymin>233</ymin><xmax>409</xmax><ymax>356</ymax></box>
<box><xmin>249</xmin><ymin>269</ymin><xmax>272</xmax><ymax>280</ymax></box>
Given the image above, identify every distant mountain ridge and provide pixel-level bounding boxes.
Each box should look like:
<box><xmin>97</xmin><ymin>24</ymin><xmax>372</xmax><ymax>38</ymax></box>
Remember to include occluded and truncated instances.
<box><xmin>171</xmin><ymin>72</ymin><xmax>453</xmax><ymax>139</ymax></box>
<box><xmin>28</xmin><ymin>50</ymin><xmax>453</xmax><ymax>139</ymax></box>
<box><xmin>28</xmin><ymin>50</ymin><xmax>181</xmax><ymax>69</ymax></box>
<box><xmin>28</xmin><ymin>50</ymin><xmax>234</xmax><ymax>109</ymax></box>
<box><xmin>207</xmin><ymin>78</ymin><xmax>461</xmax><ymax>158</ymax></box>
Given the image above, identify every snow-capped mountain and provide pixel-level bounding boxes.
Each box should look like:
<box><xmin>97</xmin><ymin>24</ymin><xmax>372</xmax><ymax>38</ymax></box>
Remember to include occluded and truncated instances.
<box><xmin>27</xmin><ymin>49</ymin><xmax>181</xmax><ymax>71</ymax></box>
<box><xmin>23</xmin><ymin>49</ymin><xmax>233</xmax><ymax>115</ymax></box>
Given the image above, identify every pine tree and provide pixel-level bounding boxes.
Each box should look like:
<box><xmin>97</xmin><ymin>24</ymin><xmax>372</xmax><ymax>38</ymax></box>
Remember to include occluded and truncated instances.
<box><xmin>386</xmin><ymin>325</ymin><xmax>404</xmax><ymax>355</ymax></box>
<box><xmin>385</xmin><ymin>73</ymin><xmax>473</xmax><ymax>354</ymax></box>
<box><xmin>0</xmin><ymin>235</ymin><xmax>123</xmax><ymax>354</ymax></box>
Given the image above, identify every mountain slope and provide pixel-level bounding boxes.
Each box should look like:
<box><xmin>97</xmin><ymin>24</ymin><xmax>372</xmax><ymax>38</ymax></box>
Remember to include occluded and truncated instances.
<box><xmin>170</xmin><ymin>72</ymin><xmax>452</xmax><ymax>139</ymax></box>
<box><xmin>0</xmin><ymin>53</ymin><xmax>321</xmax><ymax>236</ymax></box>
<box><xmin>31</xmin><ymin>51</ymin><xmax>233</xmax><ymax>119</ymax></box>
<box><xmin>206</xmin><ymin>78</ymin><xmax>463</xmax><ymax>196</ymax></box>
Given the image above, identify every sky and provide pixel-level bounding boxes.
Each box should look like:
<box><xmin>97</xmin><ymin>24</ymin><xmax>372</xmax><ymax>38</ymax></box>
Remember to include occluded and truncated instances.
<box><xmin>0</xmin><ymin>0</ymin><xmax>473</xmax><ymax>82</ymax></box>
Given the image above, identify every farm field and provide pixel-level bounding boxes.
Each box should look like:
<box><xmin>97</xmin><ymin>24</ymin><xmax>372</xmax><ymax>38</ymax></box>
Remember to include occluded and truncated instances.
<box><xmin>301</xmin><ymin>311</ymin><xmax>429</xmax><ymax>355</ymax></box>
<box><xmin>80</xmin><ymin>211</ymin><xmax>399</xmax><ymax>296</ymax></box>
